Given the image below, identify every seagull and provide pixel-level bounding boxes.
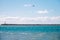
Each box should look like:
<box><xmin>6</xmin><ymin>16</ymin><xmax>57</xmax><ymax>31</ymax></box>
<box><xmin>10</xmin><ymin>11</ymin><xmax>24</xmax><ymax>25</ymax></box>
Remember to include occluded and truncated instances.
<box><xmin>32</xmin><ymin>5</ymin><xmax>35</xmax><ymax>7</ymax></box>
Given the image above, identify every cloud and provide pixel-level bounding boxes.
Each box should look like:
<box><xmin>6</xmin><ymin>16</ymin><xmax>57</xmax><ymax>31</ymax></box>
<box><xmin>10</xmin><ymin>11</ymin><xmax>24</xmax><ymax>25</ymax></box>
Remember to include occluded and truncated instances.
<box><xmin>37</xmin><ymin>10</ymin><xmax>48</xmax><ymax>14</ymax></box>
<box><xmin>24</xmin><ymin>4</ymin><xmax>33</xmax><ymax>7</ymax></box>
<box><xmin>0</xmin><ymin>16</ymin><xmax>60</xmax><ymax>24</ymax></box>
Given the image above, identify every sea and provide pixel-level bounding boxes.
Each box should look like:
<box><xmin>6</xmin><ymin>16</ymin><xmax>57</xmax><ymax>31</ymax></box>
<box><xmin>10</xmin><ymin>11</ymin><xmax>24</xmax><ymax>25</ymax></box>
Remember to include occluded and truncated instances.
<box><xmin>0</xmin><ymin>25</ymin><xmax>60</xmax><ymax>40</ymax></box>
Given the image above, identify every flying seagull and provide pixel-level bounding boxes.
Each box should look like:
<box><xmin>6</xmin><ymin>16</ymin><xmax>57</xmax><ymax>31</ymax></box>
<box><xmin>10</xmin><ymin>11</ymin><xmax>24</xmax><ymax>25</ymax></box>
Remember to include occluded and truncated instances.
<box><xmin>32</xmin><ymin>5</ymin><xmax>35</xmax><ymax>7</ymax></box>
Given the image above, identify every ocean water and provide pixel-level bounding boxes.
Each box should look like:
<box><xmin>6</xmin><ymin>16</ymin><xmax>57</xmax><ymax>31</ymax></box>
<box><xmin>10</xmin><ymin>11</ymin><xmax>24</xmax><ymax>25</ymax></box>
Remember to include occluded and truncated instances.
<box><xmin>0</xmin><ymin>25</ymin><xmax>60</xmax><ymax>40</ymax></box>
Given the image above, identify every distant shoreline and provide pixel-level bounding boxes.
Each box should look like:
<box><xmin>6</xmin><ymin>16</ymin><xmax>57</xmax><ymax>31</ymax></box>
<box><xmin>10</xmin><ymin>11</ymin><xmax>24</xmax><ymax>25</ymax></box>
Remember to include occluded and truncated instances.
<box><xmin>1</xmin><ymin>24</ymin><xmax>60</xmax><ymax>26</ymax></box>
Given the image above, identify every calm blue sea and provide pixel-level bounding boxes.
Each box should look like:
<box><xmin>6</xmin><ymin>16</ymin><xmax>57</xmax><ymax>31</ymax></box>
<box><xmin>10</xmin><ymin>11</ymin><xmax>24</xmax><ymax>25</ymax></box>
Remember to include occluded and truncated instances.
<box><xmin>0</xmin><ymin>25</ymin><xmax>60</xmax><ymax>32</ymax></box>
<box><xmin>0</xmin><ymin>25</ymin><xmax>60</xmax><ymax>40</ymax></box>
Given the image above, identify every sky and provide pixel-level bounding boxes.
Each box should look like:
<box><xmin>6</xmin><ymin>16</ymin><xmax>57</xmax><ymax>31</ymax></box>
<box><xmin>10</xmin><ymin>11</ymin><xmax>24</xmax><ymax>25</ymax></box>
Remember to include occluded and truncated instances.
<box><xmin>0</xmin><ymin>0</ymin><xmax>60</xmax><ymax>24</ymax></box>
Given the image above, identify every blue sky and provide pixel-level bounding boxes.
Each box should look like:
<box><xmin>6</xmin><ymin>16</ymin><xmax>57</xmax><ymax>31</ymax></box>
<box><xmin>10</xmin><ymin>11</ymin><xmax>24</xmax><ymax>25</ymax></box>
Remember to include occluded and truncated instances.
<box><xmin>0</xmin><ymin>0</ymin><xmax>60</xmax><ymax>24</ymax></box>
